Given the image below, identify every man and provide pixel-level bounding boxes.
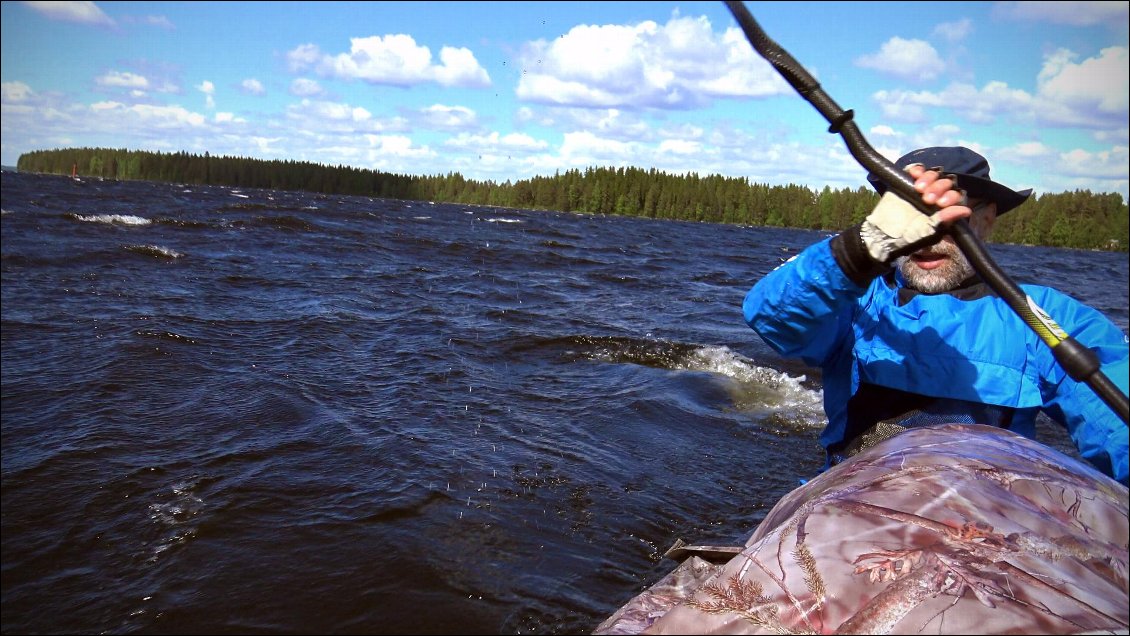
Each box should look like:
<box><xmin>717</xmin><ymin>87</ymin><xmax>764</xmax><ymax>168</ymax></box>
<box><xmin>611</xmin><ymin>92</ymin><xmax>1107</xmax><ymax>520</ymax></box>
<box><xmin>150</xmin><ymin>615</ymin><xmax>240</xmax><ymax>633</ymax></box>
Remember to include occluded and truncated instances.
<box><xmin>744</xmin><ymin>146</ymin><xmax>1129</xmax><ymax>485</ymax></box>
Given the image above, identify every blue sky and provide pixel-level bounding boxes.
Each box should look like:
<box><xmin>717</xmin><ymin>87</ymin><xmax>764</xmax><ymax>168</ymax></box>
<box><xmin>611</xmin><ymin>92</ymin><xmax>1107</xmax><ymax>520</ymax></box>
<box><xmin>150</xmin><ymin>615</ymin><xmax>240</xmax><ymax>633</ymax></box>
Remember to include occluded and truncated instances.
<box><xmin>2</xmin><ymin>1</ymin><xmax>1128</xmax><ymax>202</ymax></box>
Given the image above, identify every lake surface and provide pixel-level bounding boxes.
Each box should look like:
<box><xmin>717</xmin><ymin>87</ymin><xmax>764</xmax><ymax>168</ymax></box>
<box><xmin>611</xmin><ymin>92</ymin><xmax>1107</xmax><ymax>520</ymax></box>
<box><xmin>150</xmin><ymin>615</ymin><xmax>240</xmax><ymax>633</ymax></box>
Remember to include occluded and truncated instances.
<box><xmin>2</xmin><ymin>169</ymin><xmax>1126</xmax><ymax>634</ymax></box>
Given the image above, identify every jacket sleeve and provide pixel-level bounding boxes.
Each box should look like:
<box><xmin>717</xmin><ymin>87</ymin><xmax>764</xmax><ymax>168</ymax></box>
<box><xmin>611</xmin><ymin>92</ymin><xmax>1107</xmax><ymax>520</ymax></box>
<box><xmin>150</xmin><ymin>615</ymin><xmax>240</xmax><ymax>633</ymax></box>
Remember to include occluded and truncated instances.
<box><xmin>1032</xmin><ymin>287</ymin><xmax>1130</xmax><ymax>485</ymax></box>
<box><xmin>743</xmin><ymin>237</ymin><xmax>866</xmax><ymax>367</ymax></box>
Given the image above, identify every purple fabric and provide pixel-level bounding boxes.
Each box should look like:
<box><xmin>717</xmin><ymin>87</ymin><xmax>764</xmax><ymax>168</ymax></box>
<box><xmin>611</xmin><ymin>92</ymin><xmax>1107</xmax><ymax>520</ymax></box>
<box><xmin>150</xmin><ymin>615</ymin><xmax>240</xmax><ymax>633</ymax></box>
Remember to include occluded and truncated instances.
<box><xmin>597</xmin><ymin>424</ymin><xmax>1129</xmax><ymax>635</ymax></box>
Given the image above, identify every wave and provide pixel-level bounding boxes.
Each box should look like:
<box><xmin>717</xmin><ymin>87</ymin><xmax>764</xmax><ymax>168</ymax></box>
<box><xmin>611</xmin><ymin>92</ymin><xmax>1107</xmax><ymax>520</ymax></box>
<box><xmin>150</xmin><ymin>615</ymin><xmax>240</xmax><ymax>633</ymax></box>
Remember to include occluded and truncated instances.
<box><xmin>154</xmin><ymin>218</ymin><xmax>212</xmax><ymax>230</ymax></box>
<box><xmin>124</xmin><ymin>244</ymin><xmax>185</xmax><ymax>259</ymax></box>
<box><xmin>241</xmin><ymin>215</ymin><xmax>317</xmax><ymax>231</ymax></box>
<box><xmin>218</xmin><ymin>202</ymin><xmax>316</xmax><ymax>212</ymax></box>
<box><xmin>679</xmin><ymin>344</ymin><xmax>825</xmax><ymax>428</ymax></box>
<box><xmin>68</xmin><ymin>212</ymin><xmax>152</xmax><ymax>226</ymax></box>
<box><xmin>134</xmin><ymin>329</ymin><xmax>198</xmax><ymax>344</ymax></box>
<box><xmin>504</xmin><ymin>334</ymin><xmax>825</xmax><ymax>428</ymax></box>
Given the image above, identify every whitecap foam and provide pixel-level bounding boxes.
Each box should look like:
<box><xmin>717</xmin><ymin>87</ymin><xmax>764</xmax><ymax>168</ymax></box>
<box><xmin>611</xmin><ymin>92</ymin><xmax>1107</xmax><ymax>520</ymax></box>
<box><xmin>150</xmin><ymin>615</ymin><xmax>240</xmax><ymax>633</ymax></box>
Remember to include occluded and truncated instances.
<box><xmin>680</xmin><ymin>344</ymin><xmax>825</xmax><ymax>428</ymax></box>
<box><xmin>72</xmin><ymin>213</ymin><xmax>152</xmax><ymax>226</ymax></box>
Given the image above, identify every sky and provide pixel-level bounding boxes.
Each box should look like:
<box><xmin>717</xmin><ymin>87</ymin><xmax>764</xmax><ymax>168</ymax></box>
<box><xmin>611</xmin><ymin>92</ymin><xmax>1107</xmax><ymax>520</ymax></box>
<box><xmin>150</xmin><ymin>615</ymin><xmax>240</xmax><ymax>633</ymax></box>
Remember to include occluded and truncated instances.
<box><xmin>2</xmin><ymin>1</ymin><xmax>1128</xmax><ymax>202</ymax></box>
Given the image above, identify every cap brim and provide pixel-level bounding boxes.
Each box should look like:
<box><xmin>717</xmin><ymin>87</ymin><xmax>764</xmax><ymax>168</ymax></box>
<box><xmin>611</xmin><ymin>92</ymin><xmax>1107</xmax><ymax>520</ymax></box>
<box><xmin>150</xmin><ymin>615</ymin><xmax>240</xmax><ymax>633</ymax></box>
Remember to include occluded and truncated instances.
<box><xmin>867</xmin><ymin>172</ymin><xmax>1032</xmax><ymax>215</ymax></box>
<box><xmin>956</xmin><ymin>174</ymin><xmax>1032</xmax><ymax>215</ymax></box>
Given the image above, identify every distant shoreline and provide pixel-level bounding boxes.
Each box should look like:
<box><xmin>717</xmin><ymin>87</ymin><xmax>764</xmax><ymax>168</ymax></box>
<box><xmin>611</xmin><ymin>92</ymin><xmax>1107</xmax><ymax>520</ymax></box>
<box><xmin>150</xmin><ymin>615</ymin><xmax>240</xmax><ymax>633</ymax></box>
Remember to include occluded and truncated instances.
<box><xmin>11</xmin><ymin>149</ymin><xmax>1128</xmax><ymax>252</ymax></box>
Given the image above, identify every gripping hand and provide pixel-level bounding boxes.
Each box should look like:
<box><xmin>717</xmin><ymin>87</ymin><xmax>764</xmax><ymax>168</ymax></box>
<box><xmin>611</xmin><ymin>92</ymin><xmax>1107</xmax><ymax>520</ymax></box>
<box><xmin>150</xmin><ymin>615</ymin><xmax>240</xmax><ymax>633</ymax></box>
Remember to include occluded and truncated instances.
<box><xmin>831</xmin><ymin>165</ymin><xmax>967</xmax><ymax>286</ymax></box>
<box><xmin>859</xmin><ymin>191</ymin><xmax>943</xmax><ymax>263</ymax></box>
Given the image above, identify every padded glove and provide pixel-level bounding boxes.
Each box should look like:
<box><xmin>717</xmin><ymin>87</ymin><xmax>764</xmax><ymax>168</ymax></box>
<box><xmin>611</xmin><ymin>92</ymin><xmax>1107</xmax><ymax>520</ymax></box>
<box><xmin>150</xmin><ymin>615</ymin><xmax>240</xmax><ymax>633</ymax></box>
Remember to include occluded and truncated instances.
<box><xmin>859</xmin><ymin>191</ymin><xmax>943</xmax><ymax>263</ymax></box>
<box><xmin>830</xmin><ymin>186</ymin><xmax>951</xmax><ymax>287</ymax></box>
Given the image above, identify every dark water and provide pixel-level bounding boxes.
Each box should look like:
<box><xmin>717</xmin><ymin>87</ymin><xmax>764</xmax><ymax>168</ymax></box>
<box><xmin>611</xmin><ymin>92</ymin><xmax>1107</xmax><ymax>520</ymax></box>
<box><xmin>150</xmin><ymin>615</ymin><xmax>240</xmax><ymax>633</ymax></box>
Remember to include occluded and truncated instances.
<box><xmin>2</xmin><ymin>170</ymin><xmax>1126</xmax><ymax>635</ymax></box>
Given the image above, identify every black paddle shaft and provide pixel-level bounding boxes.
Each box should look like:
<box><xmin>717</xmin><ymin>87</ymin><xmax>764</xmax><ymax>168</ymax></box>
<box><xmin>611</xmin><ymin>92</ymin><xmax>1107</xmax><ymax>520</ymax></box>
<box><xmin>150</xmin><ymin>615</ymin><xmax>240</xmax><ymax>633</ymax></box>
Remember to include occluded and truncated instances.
<box><xmin>723</xmin><ymin>0</ymin><xmax>1128</xmax><ymax>425</ymax></box>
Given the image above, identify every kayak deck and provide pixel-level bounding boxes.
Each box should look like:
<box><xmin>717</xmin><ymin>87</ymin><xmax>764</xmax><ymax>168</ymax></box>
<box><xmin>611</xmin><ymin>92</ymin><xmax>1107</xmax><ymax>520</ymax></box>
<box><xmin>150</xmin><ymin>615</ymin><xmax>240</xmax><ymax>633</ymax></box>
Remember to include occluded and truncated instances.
<box><xmin>595</xmin><ymin>424</ymin><xmax>1129</xmax><ymax>635</ymax></box>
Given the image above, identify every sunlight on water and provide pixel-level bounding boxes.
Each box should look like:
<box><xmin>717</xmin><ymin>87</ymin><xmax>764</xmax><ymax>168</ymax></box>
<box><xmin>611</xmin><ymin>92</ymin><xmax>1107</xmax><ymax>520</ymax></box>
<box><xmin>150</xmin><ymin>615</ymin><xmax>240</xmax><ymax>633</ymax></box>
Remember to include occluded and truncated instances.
<box><xmin>146</xmin><ymin>480</ymin><xmax>205</xmax><ymax>562</ymax></box>
<box><xmin>125</xmin><ymin>244</ymin><xmax>184</xmax><ymax>259</ymax></box>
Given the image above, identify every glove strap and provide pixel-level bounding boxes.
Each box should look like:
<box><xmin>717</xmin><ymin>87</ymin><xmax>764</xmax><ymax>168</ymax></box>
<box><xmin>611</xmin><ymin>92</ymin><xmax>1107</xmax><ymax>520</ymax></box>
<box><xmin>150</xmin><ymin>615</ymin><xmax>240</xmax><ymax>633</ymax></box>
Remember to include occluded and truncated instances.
<box><xmin>830</xmin><ymin>225</ymin><xmax>889</xmax><ymax>287</ymax></box>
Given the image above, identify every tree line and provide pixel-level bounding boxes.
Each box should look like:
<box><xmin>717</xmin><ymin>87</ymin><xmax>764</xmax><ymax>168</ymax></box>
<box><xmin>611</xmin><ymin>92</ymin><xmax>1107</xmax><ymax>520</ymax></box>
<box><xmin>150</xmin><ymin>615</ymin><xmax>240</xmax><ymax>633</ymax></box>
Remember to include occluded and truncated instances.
<box><xmin>17</xmin><ymin>147</ymin><xmax>1127</xmax><ymax>251</ymax></box>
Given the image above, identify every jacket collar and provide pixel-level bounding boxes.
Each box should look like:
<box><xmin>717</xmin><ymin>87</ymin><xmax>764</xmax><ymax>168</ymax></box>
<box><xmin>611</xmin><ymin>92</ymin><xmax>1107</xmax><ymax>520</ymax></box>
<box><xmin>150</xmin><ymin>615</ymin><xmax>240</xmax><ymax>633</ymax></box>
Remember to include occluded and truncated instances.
<box><xmin>885</xmin><ymin>270</ymin><xmax>996</xmax><ymax>305</ymax></box>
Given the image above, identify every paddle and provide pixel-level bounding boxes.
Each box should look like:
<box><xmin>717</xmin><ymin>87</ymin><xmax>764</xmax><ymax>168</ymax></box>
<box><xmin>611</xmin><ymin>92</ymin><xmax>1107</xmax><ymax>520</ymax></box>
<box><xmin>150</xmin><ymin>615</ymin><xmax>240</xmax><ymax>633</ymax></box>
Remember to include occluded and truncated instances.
<box><xmin>723</xmin><ymin>0</ymin><xmax>1128</xmax><ymax>425</ymax></box>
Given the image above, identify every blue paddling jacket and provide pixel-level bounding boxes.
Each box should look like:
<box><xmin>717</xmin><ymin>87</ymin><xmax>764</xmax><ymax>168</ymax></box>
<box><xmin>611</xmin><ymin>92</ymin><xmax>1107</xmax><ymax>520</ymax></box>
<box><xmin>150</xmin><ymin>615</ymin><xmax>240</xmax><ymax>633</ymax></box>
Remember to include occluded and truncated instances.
<box><xmin>744</xmin><ymin>236</ymin><xmax>1129</xmax><ymax>485</ymax></box>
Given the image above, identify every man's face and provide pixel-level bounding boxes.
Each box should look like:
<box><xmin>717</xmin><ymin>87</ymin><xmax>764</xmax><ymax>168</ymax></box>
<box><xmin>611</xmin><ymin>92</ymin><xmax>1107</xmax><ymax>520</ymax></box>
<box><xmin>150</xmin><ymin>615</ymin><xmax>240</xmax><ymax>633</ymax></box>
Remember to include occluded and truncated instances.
<box><xmin>897</xmin><ymin>200</ymin><xmax>996</xmax><ymax>293</ymax></box>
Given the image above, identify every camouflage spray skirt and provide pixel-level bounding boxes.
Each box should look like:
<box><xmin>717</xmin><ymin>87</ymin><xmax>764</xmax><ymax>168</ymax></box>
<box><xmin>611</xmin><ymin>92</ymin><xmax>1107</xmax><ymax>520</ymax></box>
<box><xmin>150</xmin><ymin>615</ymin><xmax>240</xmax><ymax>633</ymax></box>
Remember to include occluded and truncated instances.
<box><xmin>596</xmin><ymin>423</ymin><xmax>1129</xmax><ymax>635</ymax></box>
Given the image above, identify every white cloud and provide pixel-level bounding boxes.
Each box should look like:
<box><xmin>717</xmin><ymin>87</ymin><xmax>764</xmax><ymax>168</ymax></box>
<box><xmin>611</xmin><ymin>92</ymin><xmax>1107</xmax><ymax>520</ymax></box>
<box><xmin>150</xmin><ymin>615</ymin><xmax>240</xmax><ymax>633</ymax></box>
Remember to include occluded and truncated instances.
<box><xmin>657</xmin><ymin>122</ymin><xmax>703</xmax><ymax>140</ymax></box>
<box><xmin>515</xmin><ymin>14</ymin><xmax>789</xmax><ymax>110</ymax></box>
<box><xmin>90</xmin><ymin>101</ymin><xmax>208</xmax><ymax>128</ymax></box>
<box><xmin>657</xmin><ymin>139</ymin><xmax>701</xmax><ymax>155</ymax></box>
<box><xmin>141</xmin><ymin>14</ymin><xmax>173</xmax><ymax>29</ymax></box>
<box><xmin>962</xmin><ymin>81</ymin><xmax>1036</xmax><ymax>123</ymax></box>
<box><xmin>999</xmin><ymin>141</ymin><xmax>1054</xmax><ymax>161</ymax></box>
<box><xmin>23</xmin><ymin>1</ymin><xmax>113</xmax><ymax>26</ymax></box>
<box><xmin>292</xmin><ymin>99</ymin><xmax>369</xmax><ymax>123</ymax></box>
<box><xmin>855</xmin><ymin>37</ymin><xmax>945</xmax><ymax>82</ymax></box>
<box><xmin>149</xmin><ymin>78</ymin><xmax>179</xmax><ymax>94</ymax></box>
<box><xmin>932</xmin><ymin>19</ymin><xmax>972</xmax><ymax>42</ymax></box>
<box><xmin>1037</xmin><ymin>47</ymin><xmax>1128</xmax><ymax>117</ymax></box>
<box><xmin>559</xmin><ymin>130</ymin><xmax>636</xmax><ymax>162</ymax></box>
<box><xmin>995</xmin><ymin>140</ymin><xmax>1129</xmax><ymax>196</ymax></box>
<box><xmin>290</xmin><ymin>78</ymin><xmax>323</xmax><ymax>97</ymax></box>
<box><xmin>871</xmin><ymin>88</ymin><xmax>937</xmax><ymax>123</ymax></box>
<box><xmin>121</xmin><ymin>14</ymin><xmax>174</xmax><ymax>29</ymax></box>
<box><xmin>96</xmin><ymin>71</ymin><xmax>149</xmax><ymax>89</ymax></box>
<box><xmin>1094</xmin><ymin>126</ymin><xmax>1130</xmax><ymax>144</ymax></box>
<box><xmin>698</xmin><ymin>26</ymin><xmax>795</xmax><ymax>98</ymax></box>
<box><xmin>197</xmin><ymin>80</ymin><xmax>215</xmax><ymax>109</ymax></box>
<box><xmin>240</xmin><ymin>79</ymin><xmax>265</xmax><ymax>96</ymax></box>
<box><xmin>248</xmin><ymin>136</ymin><xmax>285</xmax><ymax>155</ymax></box>
<box><xmin>286</xmin><ymin>44</ymin><xmax>321</xmax><ymax>71</ymax></box>
<box><xmin>1057</xmin><ymin>145</ymin><xmax>1129</xmax><ymax>180</ymax></box>
<box><xmin>2</xmin><ymin>81</ymin><xmax>35</xmax><ymax>102</ymax></box>
<box><xmin>517</xmin><ymin>74</ymin><xmax>629</xmax><ymax>109</ymax></box>
<box><xmin>444</xmin><ymin>131</ymin><xmax>548</xmax><ymax>152</ymax></box>
<box><xmin>869</xmin><ymin>44</ymin><xmax>1127</xmax><ymax>133</ymax></box>
<box><xmin>566</xmin><ymin>108</ymin><xmax>651</xmax><ymax>141</ymax></box>
<box><xmin>284</xmin><ymin>98</ymin><xmax>408</xmax><ymax>136</ymax></box>
<box><xmin>515</xmin><ymin>106</ymin><xmax>537</xmax><ymax>125</ymax></box>
<box><xmin>930</xmin><ymin>123</ymin><xmax>962</xmax><ymax>138</ymax></box>
<box><xmin>874</xmin><ymin>81</ymin><xmax>1033</xmax><ymax>125</ymax></box>
<box><xmin>361</xmin><ymin>134</ymin><xmax>433</xmax><ymax>158</ymax></box>
<box><xmin>286</xmin><ymin>35</ymin><xmax>490</xmax><ymax>88</ymax></box>
<box><xmin>869</xmin><ymin>124</ymin><xmax>900</xmax><ymax>137</ymax></box>
<box><xmin>432</xmin><ymin>47</ymin><xmax>491</xmax><ymax>88</ymax></box>
<box><xmin>419</xmin><ymin>104</ymin><xmax>477</xmax><ymax>130</ymax></box>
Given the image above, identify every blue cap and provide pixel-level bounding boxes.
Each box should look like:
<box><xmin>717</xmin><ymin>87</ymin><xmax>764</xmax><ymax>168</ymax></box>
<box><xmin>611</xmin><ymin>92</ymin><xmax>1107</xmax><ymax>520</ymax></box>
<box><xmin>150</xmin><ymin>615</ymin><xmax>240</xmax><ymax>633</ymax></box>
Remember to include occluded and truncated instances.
<box><xmin>867</xmin><ymin>146</ymin><xmax>1033</xmax><ymax>214</ymax></box>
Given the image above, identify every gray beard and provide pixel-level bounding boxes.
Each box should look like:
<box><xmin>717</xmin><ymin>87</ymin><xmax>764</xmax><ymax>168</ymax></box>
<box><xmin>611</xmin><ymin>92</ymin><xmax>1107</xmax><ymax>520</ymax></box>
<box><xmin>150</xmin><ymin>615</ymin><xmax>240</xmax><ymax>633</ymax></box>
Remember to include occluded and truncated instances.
<box><xmin>896</xmin><ymin>241</ymin><xmax>977</xmax><ymax>294</ymax></box>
